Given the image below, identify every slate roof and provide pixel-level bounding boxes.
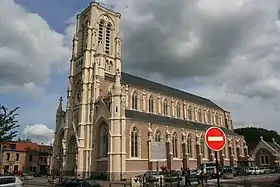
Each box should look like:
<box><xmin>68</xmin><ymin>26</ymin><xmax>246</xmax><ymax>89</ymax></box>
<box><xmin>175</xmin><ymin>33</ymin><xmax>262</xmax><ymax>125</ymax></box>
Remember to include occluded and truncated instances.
<box><xmin>121</xmin><ymin>72</ymin><xmax>223</xmax><ymax>111</ymax></box>
<box><xmin>266</xmin><ymin>141</ymin><xmax>280</xmax><ymax>153</ymax></box>
<box><xmin>125</xmin><ymin>109</ymin><xmax>238</xmax><ymax>136</ymax></box>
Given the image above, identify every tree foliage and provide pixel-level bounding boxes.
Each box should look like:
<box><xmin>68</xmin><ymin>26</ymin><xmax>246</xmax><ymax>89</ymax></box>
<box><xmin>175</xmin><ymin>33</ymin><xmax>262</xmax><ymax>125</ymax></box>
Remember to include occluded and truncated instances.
<box><xmin>0</xmin><ymin>104</ymin><xmax>20</xmax><ymax>143</ymax></box>
<box><xmin>234</xmin><ymin>127</ymin><xmax>280</xmax><ymax>150</ymax></box>
<box><xmin>17</xmin><ymin>137</ymin><xmax>31</xmax><ymax>142</ymax></box>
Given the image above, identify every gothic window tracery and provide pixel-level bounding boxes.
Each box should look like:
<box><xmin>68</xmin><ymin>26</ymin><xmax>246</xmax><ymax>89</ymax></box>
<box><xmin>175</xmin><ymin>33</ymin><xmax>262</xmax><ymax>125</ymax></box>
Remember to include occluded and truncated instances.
<box><xmin>176</xmin><ymin>103</ymin><xmax>180</xmax><ymax>118</ymax></box>
<box><xmin>188</xmin><ymin>106</ymin><xmax>193</xmax><ymax>120</ymax></box>
<box><xmin>105</xmin><ymin>23</ymin><xmax>111</xmax><ymax>54</ymax></box>
<box><xmin>187</xmin><ymin>134</ymin><xmax>193</xmax><ymax>158</ymax></box>
<box><xmin>132</xmin><ymin>92</ymin><xmax>138</xmax><ymax>110</ymax></box>
<box><xmin>148</xmin><ymin>96</ymin><xmax>154</xmax><ymax>113</ymax></box>
<box><xmin>98</xmin><ymin>20</ymin><xmax>104</xmax><ymax>43</ymax></box>
<box><xmin>75</xmin><ymin>59</ymin><xmax>83</xmax><ymax>73</ymax></box>
<box><xmin>101</xmin><ymin>126</ymin><xmax>108</xmax><ymax>158</ymax></box>
<box><xmin>260</xmin><ymin>153</ymin><xmax>270</xmax><ymax>165</ymax></box>
<box><xmin>163</xmin><ymin>99</ymin><xmax>168</xmax><ymax>115</ymax></box>
<box><xmin>131</xmin><ymin>127</ymin><xmax>139</xmax><ymax>157</ymax></box>
<box><xmin>155</xmin><ymin>130</ymin><xmax>161</xmax><ymax>142</ymax></box>
<box><xmin>198</xmin><ymin>108</ymin><xmax>202</xmax><ymax>122</ymax></box>
<box><xmin>109</xmin><ymin>61</ymin><xmax>113</xmax><ymax>72</ymax></box>
<box><xmin>215</xmin><ymin>114</ymin><xmax>219</xmax><ymax>125</ymax></box>
<box><xmin>207</xmin><ymin>111</ymin><xmax>211</xmax><ymax>124</ymax></box>
<box><xmin>172</xmin><ymin>132</ymin><xmax>178</xmax><ymax>158</ymax></box>
<box><xmin>200</xmin><ymin>136</ymin><xmax>205</xmax><ymax>158</ymax></box>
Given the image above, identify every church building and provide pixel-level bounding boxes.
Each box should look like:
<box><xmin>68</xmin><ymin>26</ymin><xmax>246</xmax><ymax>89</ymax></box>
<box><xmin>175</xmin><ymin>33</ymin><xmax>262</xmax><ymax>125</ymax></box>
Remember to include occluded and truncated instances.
<box><xmin>252</xmin><ymin>136</ymin><xmax>280</xmax><ymax>167</ymax></box>
<box><xmin>52</xmin><ymin>2</ymin><xmax>249</xmax><ymax>181</ymax></box>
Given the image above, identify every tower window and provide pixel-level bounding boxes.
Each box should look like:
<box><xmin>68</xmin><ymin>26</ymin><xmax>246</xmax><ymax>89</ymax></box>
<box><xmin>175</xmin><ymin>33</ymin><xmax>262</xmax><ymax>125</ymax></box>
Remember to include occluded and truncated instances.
<box><xmin>80</xmin><ymin>24</ymin><xmax>85</xmax><ymax>52</ymax></box>
<box><xmin>98</xmin><ymin>20</ymin><xmax>104</xmax><ymax>44</ymax></box>
<box><xmin>105</xmin><ymin>23</ymin><xmax>111</xmax><ymax>54</ymax></box>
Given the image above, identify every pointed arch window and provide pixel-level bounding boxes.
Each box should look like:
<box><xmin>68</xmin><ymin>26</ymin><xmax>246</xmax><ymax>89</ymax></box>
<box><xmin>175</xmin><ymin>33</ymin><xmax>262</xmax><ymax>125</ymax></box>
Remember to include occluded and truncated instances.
<box><xmin>176</xmin><ymin>103</ymin><xmax>181</xmax><ymax>118</ymax></box>
<box><xmin>207</xmin><ymin>111</ymin><xmax>211</xmax><ymax>124</ymax></box>
<box><xmin>215</xmin><ymin>114</ymin><xmax>219</xmax><ymax>125</ymax></box>
<box><xmin>187</xmin><ymin>134</ymin><xmax>193</xmax><ymax>158</ymax></box>
<box><xmin>148</xmin><ymin>96</ymin><xmax>154</xmax><ymax>113</ymax></box>
<box><xmin>132</xmin><ymin>92</ymin><xmax>138</xmax><ymax>110</ymax></box>
<box><xmin>172</xmin><ymin>133</ymin><xmax>178</xmax><ymax>158</ymax></box>
<box><xmin>105</xmin><ymin>23</ymin><xmax>111</xmax><ymax>54</ymax></box>
<box><xmin>200</xmin><ymin>136</ymin><xmax>205</xmax><ymax>158</ymax></box>
<box><xmin>155</xmin><ymin>130</ymin><xmax>161</xmax><ymax>142</ymax></box>
<box><xmin>101</xmin><ymin>127</ymin><xmax>108</xmax><ymax>157</ymax></box>
<box><xmin>163</xmin><ymin>99</ymin><xmax>168</xmax><ymax>115</ymax></box>
<box><xmin>98</xmin><ymin>20</ymin><xmax>104</xmax><ymax>43</ymax></box>
<box><xmin>188</xmin><ymin>106</ymin><xmax>193</xmax><ymax>120</ymax></box>
<box><xmin>131</xmin><ymin>127</ymin><xmax>139</xmax><ymax>157</ymax></box>
<box><xmin>198</xmin><ymin>108</ymin><xmax>202</xmax><ymax>122</ymax></box>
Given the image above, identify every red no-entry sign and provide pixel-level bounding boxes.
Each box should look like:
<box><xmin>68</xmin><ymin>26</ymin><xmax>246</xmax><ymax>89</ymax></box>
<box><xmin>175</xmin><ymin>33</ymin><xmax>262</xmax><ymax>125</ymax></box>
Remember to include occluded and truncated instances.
<box><xmin>205</xmin><ymin>127</ymin><xmax>226</xmax><ymax>152</ymax></box>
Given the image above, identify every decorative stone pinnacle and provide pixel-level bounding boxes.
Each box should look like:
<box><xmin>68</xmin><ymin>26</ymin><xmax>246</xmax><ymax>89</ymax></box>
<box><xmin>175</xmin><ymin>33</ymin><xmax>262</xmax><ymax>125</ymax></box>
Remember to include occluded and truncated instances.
<box><xmin>260</xmin><ymin>136</ymin><xmax>263</xmax><ymax>140</ymax></box>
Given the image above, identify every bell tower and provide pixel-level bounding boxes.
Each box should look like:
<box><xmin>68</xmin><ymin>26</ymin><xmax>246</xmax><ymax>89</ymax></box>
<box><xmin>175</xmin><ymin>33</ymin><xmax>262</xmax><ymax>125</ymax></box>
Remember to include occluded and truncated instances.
<box><xmin>65</xmin><ymin>2</ymin><xmax>122</xmax><ymax>178</ymax></box>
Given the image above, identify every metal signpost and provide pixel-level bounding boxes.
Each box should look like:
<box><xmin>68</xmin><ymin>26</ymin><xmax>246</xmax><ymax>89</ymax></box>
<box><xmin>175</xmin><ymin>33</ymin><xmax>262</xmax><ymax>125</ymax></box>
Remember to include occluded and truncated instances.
<box><xmin>205</xmin><ymin>127</ymin><xmax>227</xmax><ymax>187</ymax></box>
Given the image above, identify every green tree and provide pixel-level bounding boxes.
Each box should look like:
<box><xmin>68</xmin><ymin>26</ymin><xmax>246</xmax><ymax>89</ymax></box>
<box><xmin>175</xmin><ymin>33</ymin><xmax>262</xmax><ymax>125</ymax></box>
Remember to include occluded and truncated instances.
<box><xmin>234</xmin><ymin>127</ymin><xmax>280</xmax><ymax>150</ymax></box>
<box><xmin>0</xmin><ymin>104</ymin><xmax>20</xmax><ymax>143</ymax></box>
<box><xmin>17</xmin><ymin>137</ymin><xmax>31</xmax><ymax>142</ymax></box>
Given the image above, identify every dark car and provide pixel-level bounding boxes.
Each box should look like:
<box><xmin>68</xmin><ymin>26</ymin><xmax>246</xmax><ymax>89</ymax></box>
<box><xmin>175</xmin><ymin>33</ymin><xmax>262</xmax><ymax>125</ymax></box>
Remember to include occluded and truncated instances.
<box><xmin>189</xmin><ymin>169</ymin><xmax>197</xmax><ymax>181</ymax></box>
<box><xmin>55</xmin><ymin>178</ymin><xmax>101</xmax><ymax>187</ymax></box>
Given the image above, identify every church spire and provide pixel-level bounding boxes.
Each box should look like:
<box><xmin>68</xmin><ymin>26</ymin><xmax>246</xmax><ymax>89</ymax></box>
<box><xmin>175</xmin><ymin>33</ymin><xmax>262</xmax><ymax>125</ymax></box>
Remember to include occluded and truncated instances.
<box><xmin>57</xmin><ymin>96</ymin><xmax>63</xmax><ymax>113</ymax></box>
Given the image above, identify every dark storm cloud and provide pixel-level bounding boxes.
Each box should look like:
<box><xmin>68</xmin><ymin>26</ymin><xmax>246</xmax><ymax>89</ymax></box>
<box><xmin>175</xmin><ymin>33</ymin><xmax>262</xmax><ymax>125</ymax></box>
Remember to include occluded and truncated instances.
<box><xmin>121</xmin><ymin>0</ymin><xmax>266</xmax><ymax>80</ymax></box>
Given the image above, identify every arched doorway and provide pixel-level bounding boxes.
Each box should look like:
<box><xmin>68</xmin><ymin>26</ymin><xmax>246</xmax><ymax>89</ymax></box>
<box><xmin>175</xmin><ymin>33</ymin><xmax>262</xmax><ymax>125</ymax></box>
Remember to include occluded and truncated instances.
<box><xmin>67</xmin><ymin>136</ymin><xmax>77</xmax><ymax>176</ymax></box>
<box><xmin>92</xmin><ymin>119</ymin><xmax>109</xmax><ymax>174</ymax></box>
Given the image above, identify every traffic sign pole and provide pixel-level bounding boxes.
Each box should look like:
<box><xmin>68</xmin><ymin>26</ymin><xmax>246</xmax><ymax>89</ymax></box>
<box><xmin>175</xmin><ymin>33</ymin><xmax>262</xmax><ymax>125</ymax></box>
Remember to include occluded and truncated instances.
<box><xmin>215</xmin><ymin>151</ymin><xmax>220</xmax><ymax>187</ymax></box>
<box><xmin>205</xmin><ymin>127</ymin><xmax>226</xmax><ymax>187</ymax></box>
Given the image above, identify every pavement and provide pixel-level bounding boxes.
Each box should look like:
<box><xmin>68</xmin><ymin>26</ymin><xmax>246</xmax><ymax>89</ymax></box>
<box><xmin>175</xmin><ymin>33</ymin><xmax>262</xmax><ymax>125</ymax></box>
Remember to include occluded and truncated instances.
<box><xmin>22</xmin><ymin>177</ymin><xmax>51</xmax><ymax>187</ymax></box>
<box><xmin>19</xmin><ymin>174</ymin><xmax>280</xmax><ymax>187</ymax></box>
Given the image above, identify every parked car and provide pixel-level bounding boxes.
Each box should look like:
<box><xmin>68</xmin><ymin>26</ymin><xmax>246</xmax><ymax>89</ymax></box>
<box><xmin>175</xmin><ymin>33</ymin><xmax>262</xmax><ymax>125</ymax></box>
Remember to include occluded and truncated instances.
<box><xmin>259</xmin><ymin>167</ymin><xmax>270</xmax><ymax>174</ymax></box>
<box><xmin>189</xmin><ymin>169</ymin><xmax>198</xmax><ymax>181</ymax></box>
<box><xmin>0</xmin><ymin>176</ymin><xmax>24</xmax><ymax>187</ymax></box>
<box><xmin>245</xmin><ymin>167</ymin><xmax>261</xmax><ymax>175</ymax></box>
<box><xmin>196</xmin><ymin>163</ymin><xmax>217</xmax><ymax>178</ymax></box>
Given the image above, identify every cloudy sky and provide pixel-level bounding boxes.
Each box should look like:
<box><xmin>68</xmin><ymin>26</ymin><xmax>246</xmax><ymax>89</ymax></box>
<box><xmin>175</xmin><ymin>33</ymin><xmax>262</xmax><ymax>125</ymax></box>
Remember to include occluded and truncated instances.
<box><xmin>0</xmin><ymin>0</ymin><xmax>280</xmax><ymax>144</ymax></box>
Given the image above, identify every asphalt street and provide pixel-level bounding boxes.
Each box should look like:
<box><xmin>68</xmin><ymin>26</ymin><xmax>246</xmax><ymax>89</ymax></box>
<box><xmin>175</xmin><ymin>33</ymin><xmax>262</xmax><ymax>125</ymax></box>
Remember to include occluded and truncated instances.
<box><xmin>23</xmin><ymin>177</ymin><xmax>51</xmax><ymax>187</ymax></box>
<box><xmin>21</xmin><ymin>174</ymin><xmax>280</xmax><ymax>187</ymax></box>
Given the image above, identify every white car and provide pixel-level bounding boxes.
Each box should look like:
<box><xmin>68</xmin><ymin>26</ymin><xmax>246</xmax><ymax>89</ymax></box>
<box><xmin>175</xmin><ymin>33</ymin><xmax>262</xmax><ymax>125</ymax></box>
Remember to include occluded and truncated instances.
<box><xmin>0</xmin><ymin>176</ymin><xmax>24</xmax><ymax>187</ymax></box>
<box><xmin>246</xmin><ymin>167</ymin><xmax>261</xmax><ymax>175</ymax></box>
<box><xmin>254</xmin><ymin>167</ymin><xmax>261</xmax><ymax>175</ymax></box>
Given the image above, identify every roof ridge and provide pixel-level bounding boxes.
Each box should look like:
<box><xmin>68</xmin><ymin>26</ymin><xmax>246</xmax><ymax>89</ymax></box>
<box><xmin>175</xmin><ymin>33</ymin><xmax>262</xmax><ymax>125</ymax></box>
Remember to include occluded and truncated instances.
<box><xmin>273</xmin><ymin>141</ymin><xmax>280</xmax><ymax>149</ymax></box>
<box><xmin>262</xmin><ymin>139</ymin><xmax>276</xmax><ymax>152</ymax></box>
<box><xmin>122</xmin><ymin>72</ymin><xmax>208</xmax><ymax>100</ymax></box>
<box><xmin>125</xmin><ymin>109</ymin><xmax>237</xmax><ymax>136</ymax></box>
<box><xmin>122</xmin><ymin>72</ymin><xmax>223</xmax><ymax>110</ymax></box>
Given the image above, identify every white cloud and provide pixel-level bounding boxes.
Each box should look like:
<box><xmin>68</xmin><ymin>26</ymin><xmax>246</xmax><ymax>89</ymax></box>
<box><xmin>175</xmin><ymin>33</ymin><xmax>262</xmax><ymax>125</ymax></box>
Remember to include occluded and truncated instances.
<box><xmin>0</xmin><ymin>0</ymin><xmax>72</xmax><ymax>94</ymax></box>
<box><xmin>23</xmin><ymin>124</ymin><xmax>54</xmax><ymax>145</ymax></box>
<box><xmin>3</xmin><ymin>0</ymin><xmax>280</xmax><ymax>137</ymax></box>
<box><xmin>115</xmin><ymin>0</ymin><xmax>280</xmax><ymax>131</ymax></box>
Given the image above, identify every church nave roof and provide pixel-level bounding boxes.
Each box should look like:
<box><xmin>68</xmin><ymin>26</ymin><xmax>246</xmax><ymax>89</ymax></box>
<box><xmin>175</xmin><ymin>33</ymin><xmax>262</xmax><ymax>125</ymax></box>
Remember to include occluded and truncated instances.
<box><xmin>121</xmin><ymin>72</ymin><xmax>223</xmax><ymax>111</ymax></box>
